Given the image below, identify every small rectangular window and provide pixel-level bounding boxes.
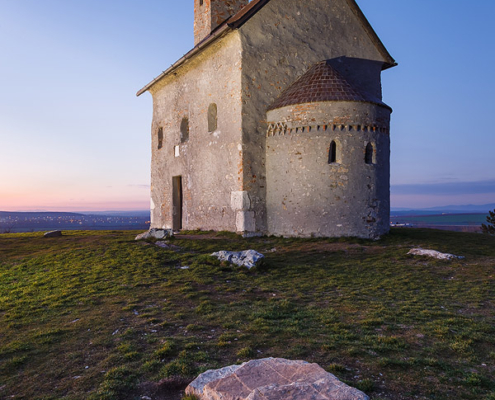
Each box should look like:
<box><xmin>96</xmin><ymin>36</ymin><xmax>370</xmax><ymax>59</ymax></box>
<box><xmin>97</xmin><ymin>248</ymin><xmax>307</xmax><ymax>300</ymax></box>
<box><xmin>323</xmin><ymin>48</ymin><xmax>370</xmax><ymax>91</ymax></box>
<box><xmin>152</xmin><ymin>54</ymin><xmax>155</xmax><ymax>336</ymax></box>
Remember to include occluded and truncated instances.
<box><xmin>157</xmin><ymin>127</ymin><xmax>163</xmax><ymax>149</ymax></box>
<box><xmin>208</xmin><ymin>103</ymin><xmax>217</xmax><ymax>132</ymax></box>
<box><xmin>180</xmin><ymin>117</ymin><xmax>189</xmax><ymax>143</ymax></box>
<box><xmin>365</xmin><ymin>142</ymin><xmax>375</xmax><ymax>164</ymax></box>
<box><xmin>328</xmin><ymin>140</ymin><xmax>337</xmax><ymax>164</ymax></box>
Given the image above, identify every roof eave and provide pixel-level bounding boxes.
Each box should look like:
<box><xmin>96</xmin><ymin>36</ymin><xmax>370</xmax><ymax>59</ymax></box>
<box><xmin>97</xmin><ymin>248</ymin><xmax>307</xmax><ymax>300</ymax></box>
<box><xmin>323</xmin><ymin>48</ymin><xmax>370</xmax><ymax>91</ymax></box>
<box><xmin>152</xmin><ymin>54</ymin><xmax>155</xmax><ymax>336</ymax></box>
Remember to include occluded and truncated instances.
<box><xmin>227</xmin><ymin>0</ymin><xmax>271</xmax><ymax>29</ymax></box>
<box><xmin>382</xmin><ymin>61</ymin><xmax>398</xmax><ymax>71</ymax></box>
<box><xmin>345</xmin><ymin>0</ymin><xmax>397</xmax><ymax>69</ymax></box>
<box><xmin>268</xmin><ymin>99</ymin><xmax>393</xmax><ymax>113</ymax></box>
<box><xmin>136</xmin><ymin>0</ymin><xmax>271</xmax><ymax>97</ymax></box>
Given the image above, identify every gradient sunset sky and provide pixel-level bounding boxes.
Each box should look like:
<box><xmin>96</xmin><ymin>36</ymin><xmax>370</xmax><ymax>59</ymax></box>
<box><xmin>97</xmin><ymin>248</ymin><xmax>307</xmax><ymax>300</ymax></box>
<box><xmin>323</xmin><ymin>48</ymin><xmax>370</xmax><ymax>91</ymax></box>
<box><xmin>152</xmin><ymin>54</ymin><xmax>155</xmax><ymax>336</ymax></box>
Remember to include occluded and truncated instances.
<box><xmin>1</xmin><ymin>0</ymin><xmax>494</xmax><ymax>211</ymax></box>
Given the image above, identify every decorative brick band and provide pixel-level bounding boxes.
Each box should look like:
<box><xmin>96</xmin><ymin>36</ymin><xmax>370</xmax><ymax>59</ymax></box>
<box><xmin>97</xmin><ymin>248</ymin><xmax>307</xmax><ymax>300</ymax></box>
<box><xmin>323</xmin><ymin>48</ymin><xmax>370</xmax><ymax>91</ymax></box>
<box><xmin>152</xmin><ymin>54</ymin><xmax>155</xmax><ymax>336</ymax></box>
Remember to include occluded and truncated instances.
<box><xmin>267</xmin><ymin>123</ymin><xmax>389</xmax><ymax>137</ymax></box>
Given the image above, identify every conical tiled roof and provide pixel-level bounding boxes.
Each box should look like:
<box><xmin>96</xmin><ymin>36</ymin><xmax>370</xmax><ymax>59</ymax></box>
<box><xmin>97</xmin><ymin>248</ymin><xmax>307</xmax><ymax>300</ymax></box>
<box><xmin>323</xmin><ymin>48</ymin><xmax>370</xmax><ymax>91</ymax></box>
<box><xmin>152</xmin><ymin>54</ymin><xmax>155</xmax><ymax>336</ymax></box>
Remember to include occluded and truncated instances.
<box><xmin>268</xmin><ymin>61</ymin><xmax>391</xmax><ymax>111</ymax></box>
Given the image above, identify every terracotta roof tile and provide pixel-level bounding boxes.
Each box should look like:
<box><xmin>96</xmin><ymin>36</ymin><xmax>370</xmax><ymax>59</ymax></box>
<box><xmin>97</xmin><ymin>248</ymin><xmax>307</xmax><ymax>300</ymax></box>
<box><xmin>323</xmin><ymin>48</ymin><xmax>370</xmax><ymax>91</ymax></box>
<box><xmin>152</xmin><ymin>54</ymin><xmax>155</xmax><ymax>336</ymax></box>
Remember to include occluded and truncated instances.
<box><xmin>268</xmin><ymin>61</ymin><xmax>391</xmax><ymax>111</ymax></box>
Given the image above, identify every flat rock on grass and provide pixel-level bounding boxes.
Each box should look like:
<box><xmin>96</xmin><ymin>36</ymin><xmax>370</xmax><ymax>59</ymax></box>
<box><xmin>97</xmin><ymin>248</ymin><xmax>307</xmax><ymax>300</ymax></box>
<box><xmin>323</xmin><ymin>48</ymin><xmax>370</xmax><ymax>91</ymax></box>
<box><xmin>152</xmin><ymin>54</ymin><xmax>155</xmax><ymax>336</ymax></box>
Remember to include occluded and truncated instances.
<box><xmin>135</xmin><ymin>229</ymin><xmax>173</xmax><ymax>241</ymax></box>
<box><xmin>44</xmin><ymin>230</ymin><xmax>63</xmax><ymax>238</ymax></box>
<box><xmin>155</xmin><ymin>241</ymin><xmax>181</xmax><ymax>251</ymax></box>
<box><xmin>186</xmin><ymin>358</ymin><xmax>369</xmax><ymax>400</ymax></box>
<box><xmin>211</xmin><ymin>250</ymin><xmax>264</xmax><ymax>269</ymax></box>
<box><xmin>408</xmin><ymin>248</ymin><xmax>465</xmax><ymax>261</ymax></box>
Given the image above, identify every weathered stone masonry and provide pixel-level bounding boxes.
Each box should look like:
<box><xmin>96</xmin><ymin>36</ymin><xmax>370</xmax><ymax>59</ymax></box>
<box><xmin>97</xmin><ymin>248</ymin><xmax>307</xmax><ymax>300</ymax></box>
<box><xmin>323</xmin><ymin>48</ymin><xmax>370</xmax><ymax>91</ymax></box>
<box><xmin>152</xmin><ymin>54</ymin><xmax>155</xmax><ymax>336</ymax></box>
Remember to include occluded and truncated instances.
<box><xmin>266</xmin><ymin>101</ymin><xmax>391</xmax><ymax>239</ymax></box>
<box><xmin>137</xmin><ymin>0</ymin><xmax>396</xmax><ymax>239</ymax></box>
<box><xmin>148</xmin><ymin>33</ymin><xmax>244</xmax><ymax>232</ymax></box>
<box><xmin>265</xmin><ymin>61</ymin><xmax>391</xmax><ymax>238</ymax></box>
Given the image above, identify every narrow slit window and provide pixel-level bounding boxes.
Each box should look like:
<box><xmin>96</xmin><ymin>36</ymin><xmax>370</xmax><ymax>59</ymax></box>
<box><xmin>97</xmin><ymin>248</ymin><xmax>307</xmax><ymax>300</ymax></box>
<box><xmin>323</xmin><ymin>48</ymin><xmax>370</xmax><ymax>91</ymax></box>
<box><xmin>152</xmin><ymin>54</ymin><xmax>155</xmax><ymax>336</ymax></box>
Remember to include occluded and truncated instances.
<box><xmin>157</xmin><ymin>127</ymin><xmax>163</xmax><ymax>149</ymax></box>
<box><xmin>365</xmin><ymin>142</ymin><xmax>374</xmax><ymax>164</ymax></box>
<box><xmin>208</xmin><ymin>103</ymin><xmax>217</xmax><ymax>132</ymax></box>
<box><xmin>180</xmin><ymin>117</ymin><xmax>189</xmax><ymax>143</ymax></box>
<box><xmin>328</xmin><ymin>140</ymin><xmax>337</xmax><ymax>164</ymax></box>
<box><xmin>199</xmin><ymin>0</ymin><xmax>203</xmax><ymax>5</ymax></box>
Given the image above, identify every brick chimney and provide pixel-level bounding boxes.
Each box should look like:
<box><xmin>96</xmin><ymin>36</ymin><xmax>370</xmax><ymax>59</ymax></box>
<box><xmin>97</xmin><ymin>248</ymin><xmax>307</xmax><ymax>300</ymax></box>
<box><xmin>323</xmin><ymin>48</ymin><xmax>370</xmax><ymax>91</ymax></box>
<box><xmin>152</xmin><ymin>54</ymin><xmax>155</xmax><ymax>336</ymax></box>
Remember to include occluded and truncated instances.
<box><xmin>194</xmin><ymin>0</ymin><xmax>249</xmax><ymax>45</ymax></box>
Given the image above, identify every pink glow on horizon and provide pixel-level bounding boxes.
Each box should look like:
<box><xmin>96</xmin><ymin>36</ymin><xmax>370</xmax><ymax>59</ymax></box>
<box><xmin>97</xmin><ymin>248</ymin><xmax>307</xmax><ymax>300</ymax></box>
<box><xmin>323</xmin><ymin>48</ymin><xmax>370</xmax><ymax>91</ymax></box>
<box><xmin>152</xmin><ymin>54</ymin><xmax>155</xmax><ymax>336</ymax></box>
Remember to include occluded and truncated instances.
<box><xmin>1</xmin><ymin>182</ymin><xmax>150</xmax><ymax>212</ymax></box>
<box><xmin>3</xmin><ymin>193</ymin><xmax>494</xmax><ymax>213</ymax></box>
<box><xmin>0</xmin><ymin>191</ymin><xmax>150</xmax><ymax>212</ymax></box>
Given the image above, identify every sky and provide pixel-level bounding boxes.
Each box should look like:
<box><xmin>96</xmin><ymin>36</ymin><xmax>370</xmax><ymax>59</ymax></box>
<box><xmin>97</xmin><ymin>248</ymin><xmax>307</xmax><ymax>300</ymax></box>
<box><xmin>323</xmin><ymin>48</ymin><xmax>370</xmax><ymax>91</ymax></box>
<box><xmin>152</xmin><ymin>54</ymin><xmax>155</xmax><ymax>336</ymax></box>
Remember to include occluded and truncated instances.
<box><xmin>0</xmin><ymin>0</ymin><xmax>494</xmax><ymax>211</ymax></box>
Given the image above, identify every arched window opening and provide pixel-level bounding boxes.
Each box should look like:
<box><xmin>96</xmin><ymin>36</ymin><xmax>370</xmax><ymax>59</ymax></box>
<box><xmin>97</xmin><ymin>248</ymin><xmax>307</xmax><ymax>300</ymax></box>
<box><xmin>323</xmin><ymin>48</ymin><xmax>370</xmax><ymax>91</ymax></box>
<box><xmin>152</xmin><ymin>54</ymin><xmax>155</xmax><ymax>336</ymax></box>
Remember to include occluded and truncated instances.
<box><xmin>180</xmin><ymin>117</ymin><xmax>189</xmax><ymax>143</ymax></box>
<box><xmin>157</xmin><ymin>127</ymin><xmax>163</xmax><ymax>149</ymax></box>
<box><xmin>328</xmin><ymin>141</ymin><xmax>337</xmax><ymax>164</ymax></box>
<box><xmin>365</xmin><ymin>142</ymin><xmax>375</xmax><ymax>165</ymax></box>
<box><xmin>208</xmin><ymin>103</ymin><xmax>217</xmax><ymax>132</ymax></box>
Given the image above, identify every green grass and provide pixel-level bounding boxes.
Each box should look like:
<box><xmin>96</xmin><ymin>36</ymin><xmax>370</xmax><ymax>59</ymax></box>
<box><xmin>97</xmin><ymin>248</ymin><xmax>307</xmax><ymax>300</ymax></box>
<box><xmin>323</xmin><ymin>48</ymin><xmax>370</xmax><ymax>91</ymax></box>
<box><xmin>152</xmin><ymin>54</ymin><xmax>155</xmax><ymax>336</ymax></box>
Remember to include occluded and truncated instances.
<box><xmin>0</xmin><ymin>228</ymin><xmax>494</xmax><ymax>399</ymax></box>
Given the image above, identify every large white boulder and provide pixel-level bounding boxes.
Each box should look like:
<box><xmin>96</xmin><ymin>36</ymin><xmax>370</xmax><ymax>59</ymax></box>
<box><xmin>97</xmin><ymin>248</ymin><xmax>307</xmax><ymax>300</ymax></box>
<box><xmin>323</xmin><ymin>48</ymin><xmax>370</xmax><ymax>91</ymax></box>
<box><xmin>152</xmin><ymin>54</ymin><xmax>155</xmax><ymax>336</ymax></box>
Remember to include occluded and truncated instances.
<box><xmin>135</xmin><ymin>228</ymin><xmax>173</xmax><ymax>241</ymax></box>
<box><xmin>211</xmin><ymin>250</ymin><xmax>264</xmax><ymax>269</ymax></box>
<box><xmin>186</xmin><ymin>358</ymin><xmax>369</xmax><ymax>400</ymax></box>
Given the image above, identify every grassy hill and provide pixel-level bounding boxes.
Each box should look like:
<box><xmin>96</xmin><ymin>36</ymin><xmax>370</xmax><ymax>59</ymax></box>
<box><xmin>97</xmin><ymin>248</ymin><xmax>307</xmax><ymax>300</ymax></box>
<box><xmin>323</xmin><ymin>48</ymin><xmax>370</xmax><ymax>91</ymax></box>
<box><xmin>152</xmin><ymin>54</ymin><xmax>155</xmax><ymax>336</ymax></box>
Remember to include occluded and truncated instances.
<box><xmin>1</xmin><ymin>229</ymin><xmax>494</xmax><ymax>400</ymax></box>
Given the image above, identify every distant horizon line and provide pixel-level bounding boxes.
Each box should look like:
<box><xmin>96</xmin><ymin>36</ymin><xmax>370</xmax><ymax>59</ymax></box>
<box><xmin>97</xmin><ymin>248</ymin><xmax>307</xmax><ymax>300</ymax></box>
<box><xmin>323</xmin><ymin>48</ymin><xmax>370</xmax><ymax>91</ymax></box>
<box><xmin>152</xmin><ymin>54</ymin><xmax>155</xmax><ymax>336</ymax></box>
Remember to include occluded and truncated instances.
<box><xmin>0</xmin><ymin>209</ymin><xmax>150</xmax><ymax>214</ymax></box>
<box><xmin>2</xmin><ymin>201</ymin><xmax>495</xmax><ymax>214</ymax></box>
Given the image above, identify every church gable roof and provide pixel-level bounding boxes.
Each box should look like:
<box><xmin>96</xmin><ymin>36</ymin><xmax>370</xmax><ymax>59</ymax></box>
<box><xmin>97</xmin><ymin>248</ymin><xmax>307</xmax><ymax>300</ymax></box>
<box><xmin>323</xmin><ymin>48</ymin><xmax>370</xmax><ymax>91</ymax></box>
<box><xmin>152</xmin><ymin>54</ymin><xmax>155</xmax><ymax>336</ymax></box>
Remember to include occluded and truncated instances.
<box><xmin>227</xmin><ymin>0</ymin><xmax>395</xmax><ymax>67</ymax></box>
<box><xmin>137</xmin><ymin>0</ymin><xmax>396</xmax><ymax>96</ymax></box>
<box><xmin>268</xmin><ymin>61</ymin><xmax>391</xmax><ymax>111</ymax></box>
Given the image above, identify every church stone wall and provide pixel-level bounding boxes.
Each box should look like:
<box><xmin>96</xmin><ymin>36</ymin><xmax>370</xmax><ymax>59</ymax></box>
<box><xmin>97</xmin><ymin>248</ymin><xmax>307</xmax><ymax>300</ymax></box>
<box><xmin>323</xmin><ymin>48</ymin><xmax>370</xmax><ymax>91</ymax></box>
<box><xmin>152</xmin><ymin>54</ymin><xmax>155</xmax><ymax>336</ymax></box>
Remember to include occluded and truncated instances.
<box><xmin>149</xmin><ymin>32</ymin><xmax>245</xmax><ymax>232</ymax></box>
<box><xmin>266</xmin><ymin>101</ymin><xmax>391</xmax><ymax>238</ymax></box>
<box><xmin>238</xmin><ymin>0</ymin><xmax>389</xmax><ymax>235</ymax></box>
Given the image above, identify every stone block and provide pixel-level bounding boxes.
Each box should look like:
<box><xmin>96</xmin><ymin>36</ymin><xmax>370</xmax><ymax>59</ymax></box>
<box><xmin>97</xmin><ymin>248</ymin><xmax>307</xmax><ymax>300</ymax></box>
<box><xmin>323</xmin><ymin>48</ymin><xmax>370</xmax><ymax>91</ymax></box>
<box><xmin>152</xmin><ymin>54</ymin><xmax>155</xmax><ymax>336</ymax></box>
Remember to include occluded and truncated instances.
<box><xmin>135</xmin><ymin>228</ymin><xmax>174</xmax><ymax>241</ymax></box>
<box><xmin>186</xmin><ymin>358</ymin><xmax>369</xmax><ymax>400</ymax></box>
<box><xmin>44</xmin><ymin>230</ymin><xmax>63</xmax><ymax>238</ymax></box>
<box><xmin>408</xmin><ymin>248</ymin><xmax>465</xmax><ymax>261</ymax></box>
<box><xmin>231</xmin><ymin>191</ymin><xmax>251</xmax><ymax>211</ymax></box>
<box><xmin>211</xmin><ymin>250</ymin><xmax>264</xmax><ymax>269</ymax></box>
<box><xmin>236</xmin><ymin>211</ymin><xmax>255</xmax><ymax>232</ymax></box>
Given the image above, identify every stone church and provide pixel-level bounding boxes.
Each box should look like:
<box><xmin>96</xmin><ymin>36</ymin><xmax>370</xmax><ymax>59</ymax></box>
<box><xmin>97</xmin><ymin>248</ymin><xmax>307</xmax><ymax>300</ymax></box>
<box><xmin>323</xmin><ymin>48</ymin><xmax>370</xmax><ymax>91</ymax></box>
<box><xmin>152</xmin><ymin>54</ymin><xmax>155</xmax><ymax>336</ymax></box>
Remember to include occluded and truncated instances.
<box><xmin>137</xmin><ymin>0</ymin><xmax>396</xmax><ymax>239</ymax></box>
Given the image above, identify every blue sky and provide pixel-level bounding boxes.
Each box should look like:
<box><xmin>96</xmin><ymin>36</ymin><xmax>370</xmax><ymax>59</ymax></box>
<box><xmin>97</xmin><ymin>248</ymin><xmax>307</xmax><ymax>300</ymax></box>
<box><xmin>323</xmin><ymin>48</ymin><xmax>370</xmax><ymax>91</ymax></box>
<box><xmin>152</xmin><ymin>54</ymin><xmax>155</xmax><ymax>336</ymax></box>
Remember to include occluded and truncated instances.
<box><xmin>0</xmin><ymin>0</ymin><xmax>494</xmax><ymax>211</ymax></box>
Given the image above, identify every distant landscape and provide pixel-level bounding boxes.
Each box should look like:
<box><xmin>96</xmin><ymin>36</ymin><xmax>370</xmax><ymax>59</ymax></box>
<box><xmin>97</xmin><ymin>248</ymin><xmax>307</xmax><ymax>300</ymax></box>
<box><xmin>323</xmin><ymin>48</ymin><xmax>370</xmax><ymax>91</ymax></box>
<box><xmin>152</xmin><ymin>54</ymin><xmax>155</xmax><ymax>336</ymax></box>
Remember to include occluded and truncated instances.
<box><xmin>0</xmin><ymin>203</ymin><xmax>493</xmax><ymax>234</ymax></box>
<box><xmin>390</xmin><ymin>213</ymin><xmax>485</xmax><ymax>233</ymax></box>
<box><xmin>390</xmin><ymin>203</ymin><xmax>495</xmax><ymax>233</ymax></box>
<box><xmin>0</xmin><ymin>211</ymin><xmax>150</xmax><ymax>233</ymax></box>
